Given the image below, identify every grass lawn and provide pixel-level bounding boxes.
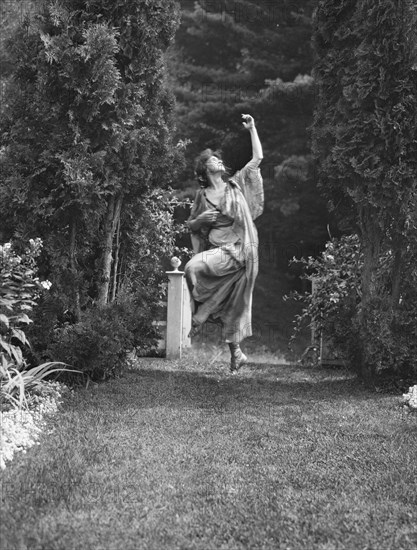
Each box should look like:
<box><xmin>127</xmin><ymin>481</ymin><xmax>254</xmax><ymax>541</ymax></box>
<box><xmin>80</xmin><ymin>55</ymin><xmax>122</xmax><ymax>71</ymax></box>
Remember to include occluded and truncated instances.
<box><xmin>1</xmin><ymin>348</ymin><xmax>416</xmax><ymax>550</ymax></box>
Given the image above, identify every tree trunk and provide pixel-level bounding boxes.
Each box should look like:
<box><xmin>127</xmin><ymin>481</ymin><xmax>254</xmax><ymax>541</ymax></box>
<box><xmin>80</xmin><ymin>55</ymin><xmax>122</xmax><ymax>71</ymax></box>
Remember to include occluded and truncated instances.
<box><xmin>358</xmin><ymin>207</ymin><xmax>381</xmax><ymax>382</ymax></box>
<box><xmin>69</xmin><ymin>218</ymin><xmax>81</xmax><ymax>321</ymax></box>
<box><xmin>359</xmin><ymin>205</ymin><xmax>382</xmax><ymax>302</ymax></box>
<box><xmin>97</xmin><ymin>194</ymin><xmax>123</xmax><ymax>306</ymax></box>
<box><xmin>110</xmin><ymin>217</ymin><xmax>121</xmax><ymax>302</ymax></box>
<box><xmin>391</xmin><ymin>246</ymin><xmax>402</xmax><ymax>311</ymax></box>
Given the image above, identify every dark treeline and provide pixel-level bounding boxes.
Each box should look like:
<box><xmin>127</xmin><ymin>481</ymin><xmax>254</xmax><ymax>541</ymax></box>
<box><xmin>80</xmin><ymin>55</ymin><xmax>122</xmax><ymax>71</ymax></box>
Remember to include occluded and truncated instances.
<box><xmin>168</xmin><ymin>0</ymin><xmax>332</xmax><ymax>277</ymax></box>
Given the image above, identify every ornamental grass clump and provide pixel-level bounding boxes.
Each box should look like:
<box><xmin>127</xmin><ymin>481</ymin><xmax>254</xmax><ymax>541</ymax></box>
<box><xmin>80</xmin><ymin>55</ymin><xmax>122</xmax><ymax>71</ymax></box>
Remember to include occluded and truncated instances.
<box><xmin>1</xmin><ymin>360</ymin><xmax>73</xmax><ymax>410</ymax></box>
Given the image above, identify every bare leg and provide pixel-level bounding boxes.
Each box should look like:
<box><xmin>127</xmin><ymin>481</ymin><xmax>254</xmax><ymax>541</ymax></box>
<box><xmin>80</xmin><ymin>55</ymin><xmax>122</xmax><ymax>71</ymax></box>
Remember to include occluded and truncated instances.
<box><xmin>228</xmin><ymin>342</ymin><xmax>247</xmax><ymax>373</ymax></box>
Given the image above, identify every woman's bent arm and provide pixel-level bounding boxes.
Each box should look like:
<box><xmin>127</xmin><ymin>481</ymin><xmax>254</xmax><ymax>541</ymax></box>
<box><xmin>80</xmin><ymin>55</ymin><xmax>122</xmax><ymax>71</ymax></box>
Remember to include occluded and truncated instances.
<box><xmin>188</xmin><ymin>210</ymin><xmax>219</xmax><ymax>232</ymax></box>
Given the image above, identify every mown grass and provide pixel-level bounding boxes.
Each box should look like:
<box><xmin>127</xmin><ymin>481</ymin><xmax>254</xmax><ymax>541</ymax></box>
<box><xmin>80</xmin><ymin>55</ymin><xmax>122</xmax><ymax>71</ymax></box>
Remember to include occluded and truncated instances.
<box><xmin>1</xmin><ymin>348</ymin><xmax>416</xmax><ymax>550</ymax></box>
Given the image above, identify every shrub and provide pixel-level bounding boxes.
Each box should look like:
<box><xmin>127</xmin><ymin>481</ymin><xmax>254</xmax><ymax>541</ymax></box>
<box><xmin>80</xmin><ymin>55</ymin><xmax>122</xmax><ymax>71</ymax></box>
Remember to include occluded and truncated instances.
<box><xmin>289</xmin><ymin>235</ymin><xmax>362</xmax><ymax>364</ymax></box>
<box><xmin>290</xmin><ymin>235</ymin><xmax>417</xmax><ymax>380</ymax></box>
<box><xmin>354</xmin><ymin>269</ymin><xmax>417</xmax><ymax>379</ymax></box>
<box><xmin>48</xmin><ymin>294</ymin><xmax>160</xmax><ymax>381</ymax></box>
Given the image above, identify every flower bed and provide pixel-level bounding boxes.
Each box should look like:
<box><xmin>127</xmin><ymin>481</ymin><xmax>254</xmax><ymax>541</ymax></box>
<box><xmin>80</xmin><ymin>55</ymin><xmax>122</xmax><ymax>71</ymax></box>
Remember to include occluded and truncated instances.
<box><xmin>402</xmin><ymin>385</ymin><xmax>417</xmax><ymax>414</ymax></box>
<box><xmin>0</xmin><ymin>381</ymin><xmax>69</xmax><ymax>470</ymax></box>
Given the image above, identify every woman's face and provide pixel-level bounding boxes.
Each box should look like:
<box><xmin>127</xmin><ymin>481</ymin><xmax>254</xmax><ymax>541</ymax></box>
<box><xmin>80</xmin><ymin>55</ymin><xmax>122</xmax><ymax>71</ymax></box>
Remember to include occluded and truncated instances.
<box><xmin>205</xmin><ymin>155</ymin><xmax>225</xmax><ymax>175</ymax></box>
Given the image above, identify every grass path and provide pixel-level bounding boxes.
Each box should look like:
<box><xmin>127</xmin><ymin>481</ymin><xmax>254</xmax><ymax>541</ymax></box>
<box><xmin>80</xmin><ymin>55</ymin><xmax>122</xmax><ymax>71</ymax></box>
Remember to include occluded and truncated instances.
<box><xmin>1</xmin><ymin>350</ymin><xmax>417</xmax><ymax>550</ymax></box>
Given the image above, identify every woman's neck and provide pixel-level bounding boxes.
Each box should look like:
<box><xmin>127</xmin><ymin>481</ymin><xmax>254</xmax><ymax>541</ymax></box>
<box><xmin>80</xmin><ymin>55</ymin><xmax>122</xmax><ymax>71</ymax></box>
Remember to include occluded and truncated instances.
<box><xmin>206</xmin><ymin>173</ymin><xmax>225</xmax><ymax>190</ymax></box>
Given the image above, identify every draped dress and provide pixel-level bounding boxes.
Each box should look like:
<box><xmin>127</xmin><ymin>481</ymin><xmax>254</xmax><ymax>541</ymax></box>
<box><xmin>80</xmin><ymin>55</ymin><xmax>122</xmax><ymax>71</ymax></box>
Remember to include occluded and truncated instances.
<box><xmin>184</xmin><ymin>158</ymin><xmax>264</xmax><ymax>343</ymax></box>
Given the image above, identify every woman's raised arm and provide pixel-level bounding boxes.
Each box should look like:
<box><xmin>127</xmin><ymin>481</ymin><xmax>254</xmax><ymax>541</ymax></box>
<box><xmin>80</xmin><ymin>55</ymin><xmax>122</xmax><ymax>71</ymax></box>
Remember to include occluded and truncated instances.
<box><xmin>242</xmin><ymin>114</ymin><xmax>263</xmax><ymax>162</ymax></box>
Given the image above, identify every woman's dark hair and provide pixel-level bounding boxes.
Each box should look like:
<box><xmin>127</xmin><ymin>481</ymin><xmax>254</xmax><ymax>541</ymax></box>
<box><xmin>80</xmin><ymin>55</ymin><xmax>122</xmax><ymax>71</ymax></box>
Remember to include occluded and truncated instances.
<box><xmin>194</xmin><ymin>148</ymin><xmax>226</xmax><ymax>188</ymax></box>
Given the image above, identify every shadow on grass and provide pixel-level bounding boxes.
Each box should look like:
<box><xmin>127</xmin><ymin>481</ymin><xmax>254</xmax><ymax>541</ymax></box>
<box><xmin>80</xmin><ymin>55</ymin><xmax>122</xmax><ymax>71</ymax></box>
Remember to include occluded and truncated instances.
<box><xmin>78</xmin><ymin>360</ymin><xmax>385</xmax><ymax>418</ymax></box>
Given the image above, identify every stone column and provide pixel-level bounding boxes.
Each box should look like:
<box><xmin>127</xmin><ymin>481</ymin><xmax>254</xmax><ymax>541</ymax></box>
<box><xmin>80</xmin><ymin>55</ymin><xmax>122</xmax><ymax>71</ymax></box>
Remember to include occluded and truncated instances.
<box><xmin>166</xmin><ymin>257</ymin><xmax>187</xmax><ymax>359</ymax></box>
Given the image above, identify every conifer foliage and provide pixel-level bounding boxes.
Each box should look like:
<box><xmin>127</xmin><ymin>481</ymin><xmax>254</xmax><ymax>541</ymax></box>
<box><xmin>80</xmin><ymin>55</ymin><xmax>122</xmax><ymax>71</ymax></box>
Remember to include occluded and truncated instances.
<box><xmin>312</xmin><ymin>0</ymin><xmax>417</xmax><ymax>378</ymax></box>
<box><xmin>0</xmin><ymin>0</ymin><xmax>182</xmax><ymax>315</ymax></box>
<box><xmin>0</xmin><ymin>0</ymin><xmax>183</xmax><ymax>375</ymax></box>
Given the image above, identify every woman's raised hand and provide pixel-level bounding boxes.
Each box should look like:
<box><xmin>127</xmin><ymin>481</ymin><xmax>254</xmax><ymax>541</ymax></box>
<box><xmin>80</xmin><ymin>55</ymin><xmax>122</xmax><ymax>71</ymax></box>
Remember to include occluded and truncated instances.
<box><xmin>241</xmin><ymin>114</ymin><xmax>255</xmax><ymax>130</ymax></box>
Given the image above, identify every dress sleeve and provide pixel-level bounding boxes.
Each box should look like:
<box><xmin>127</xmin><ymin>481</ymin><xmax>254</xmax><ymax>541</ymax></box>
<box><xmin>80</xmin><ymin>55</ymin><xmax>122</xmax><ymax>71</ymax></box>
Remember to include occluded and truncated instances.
<box><xmin>187</xmin><ymin>189</ymin><xmax>209</xmax><ymax>254</ymax></box>
<box><xmin>229</xmin><ymin>158</ymin><xmax>264</xmax><ymax>220</ymax></box>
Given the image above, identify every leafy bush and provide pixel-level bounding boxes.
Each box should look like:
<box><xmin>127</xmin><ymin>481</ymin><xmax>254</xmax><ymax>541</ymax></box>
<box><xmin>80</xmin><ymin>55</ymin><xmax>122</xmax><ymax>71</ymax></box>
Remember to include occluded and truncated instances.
<box><xmin>289</xmin><ymin>235</ymin><xmax>362</xmax><ymax>363</ymax></box>
<box><xmin>354</xmin><ymin>255</ymin><xmax>417</xmax><ymax>378</ymax></box>
<box><xmin>48</xmin><ymin>294</ymin><xmax>161</xmax><ymax>381</ymax></box>
<box><xmin>0</xmin><ymin>239</ymin><xmax>44</xmax><ymax>366</ymax></box>
<box><xmin>290</xmin><ymin>234</ymin><xmax>417</xmax><ymax>379</ymax></box>
<box><xmin>0</xmin><ymin>239</ymin><xmax>76</xmax><ymax>408</ymax></box>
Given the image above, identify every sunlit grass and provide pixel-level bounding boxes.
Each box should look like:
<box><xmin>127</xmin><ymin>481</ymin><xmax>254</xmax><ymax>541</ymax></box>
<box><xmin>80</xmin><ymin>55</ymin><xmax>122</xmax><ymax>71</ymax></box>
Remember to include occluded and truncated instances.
<box><xmin>1</xmin><ymin>351</ymin><xmax>416</xmax><ymax>550</ymax></box>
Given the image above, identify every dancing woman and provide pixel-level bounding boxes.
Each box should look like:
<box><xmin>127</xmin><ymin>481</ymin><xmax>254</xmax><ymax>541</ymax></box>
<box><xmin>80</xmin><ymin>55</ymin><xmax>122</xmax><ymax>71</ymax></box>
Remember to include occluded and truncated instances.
<box><xmin>184</xmin><ymin>114</ymin><xmax>264</xmax><ymax>372</ymax></box>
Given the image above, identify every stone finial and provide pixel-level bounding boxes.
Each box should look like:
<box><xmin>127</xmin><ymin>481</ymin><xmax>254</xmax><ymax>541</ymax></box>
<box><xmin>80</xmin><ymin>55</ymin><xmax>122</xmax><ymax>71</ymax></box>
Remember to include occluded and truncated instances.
<box><xmin>170</xmin><ymin>256</ymin><xmax>181</xmax><ymax>271</ymax></box>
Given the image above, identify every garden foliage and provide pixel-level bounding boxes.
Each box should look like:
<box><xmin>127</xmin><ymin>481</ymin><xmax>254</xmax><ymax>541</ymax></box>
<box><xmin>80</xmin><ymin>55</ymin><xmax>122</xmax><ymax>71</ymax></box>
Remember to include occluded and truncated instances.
<box><xmin>47</xmin><ymin>189</ymin><xmax>190</xmax><ymax>381</ymax></box>
<box><xmin>312</xmin><ymin>0</ymin><xmax>417</xmax><ymax>379</ymax></box>
<box><xmin>0</xmin><ymin>1</ymin><xmax>184</xmax><ymax>372</ymax></box>
<box><xmin>0</xmin><ymin>240</ymin><xmax>42</xmax><ymax>367</ymax></box>
<box><xmin>291</xmin><ymin>235</ymin><xmax>417</xmax><ymax>379</ymax></box>
<box><xmin>48</xmin><ymin>300</ymin><xmax>149</xmax><ymax>382</ymax></box>
<box><xmin>0</xmin><ymin>239</ymin><xmax>75</xmax><ymax>408</ymax></box>
<box><xmin>1</xmin><ymin>0</ymin><xmax>182</xmax><ymax>309</ymax></box>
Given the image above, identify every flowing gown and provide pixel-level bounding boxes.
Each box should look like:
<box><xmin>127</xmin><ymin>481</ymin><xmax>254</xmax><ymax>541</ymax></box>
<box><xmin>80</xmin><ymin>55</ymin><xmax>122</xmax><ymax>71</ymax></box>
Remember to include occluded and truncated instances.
<box><xmin>184</xmin><ymin>158</ymin><xmax>264</xmax><ymax>343</ymax></box>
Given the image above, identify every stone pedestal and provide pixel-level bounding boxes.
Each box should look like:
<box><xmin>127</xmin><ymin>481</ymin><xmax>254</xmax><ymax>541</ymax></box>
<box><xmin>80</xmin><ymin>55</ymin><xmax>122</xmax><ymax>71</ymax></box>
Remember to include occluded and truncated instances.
<box><xmin>166</xmin><ymin>257</ymin><xmax>191</xmax><ymax>359</ymax></box>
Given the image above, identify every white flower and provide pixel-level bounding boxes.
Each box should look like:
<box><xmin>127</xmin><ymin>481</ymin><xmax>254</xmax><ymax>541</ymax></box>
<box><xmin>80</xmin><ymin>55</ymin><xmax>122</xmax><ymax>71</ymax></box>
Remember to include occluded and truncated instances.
<box><xmin>0</xmin><ymin>381</ymin><xmax>67</xmax><ymax>469</ymax></box>
<box><xmin>40</xmin><ymin>280</ymin><xmax>52</xmax><ymax>290</ymax></box>
<box><xmin>0</xmin><ymin>242</ymin><xmax>12</xmax><ymax>257</ymax></box>
<box><xmin>402</xmin><ymin>385</ymin><xmax>417</xmax><ymax>410</ymax></box>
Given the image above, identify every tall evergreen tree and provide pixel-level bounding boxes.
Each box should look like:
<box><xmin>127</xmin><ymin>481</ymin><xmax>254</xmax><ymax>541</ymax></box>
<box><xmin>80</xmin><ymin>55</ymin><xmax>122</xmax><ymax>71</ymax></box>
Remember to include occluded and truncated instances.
<box><xmin>0</xmin><ymin>0</ymin><xmax>37</xmax><ymax>92</ymax></box>
<box><xmin>312</xmin><ymin>0</ymin><xmax>417</xmax><ymax>377</ymax></box>
<box><xmin>0</xmin><ymin>0</ymin><xmax>182</xmax><ymax>316</ymax></box>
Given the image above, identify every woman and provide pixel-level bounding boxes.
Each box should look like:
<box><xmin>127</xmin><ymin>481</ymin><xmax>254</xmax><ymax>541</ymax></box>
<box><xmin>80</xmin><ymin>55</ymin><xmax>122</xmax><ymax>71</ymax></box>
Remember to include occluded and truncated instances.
<box><xmin>184</xmin><ymin>114</ymin><xmax>264</xmax><ymax>373</ymax></box>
